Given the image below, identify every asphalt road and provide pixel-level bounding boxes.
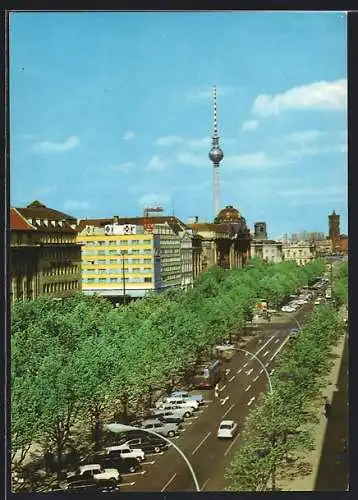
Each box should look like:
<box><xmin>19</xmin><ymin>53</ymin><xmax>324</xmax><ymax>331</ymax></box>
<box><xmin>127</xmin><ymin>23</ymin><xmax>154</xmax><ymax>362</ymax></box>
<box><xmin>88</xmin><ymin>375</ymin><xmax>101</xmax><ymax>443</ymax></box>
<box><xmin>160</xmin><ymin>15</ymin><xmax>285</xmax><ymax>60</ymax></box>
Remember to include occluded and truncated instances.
<box><xmin>115</xmin><ymin>304</ymin><xmax>315</xmax><ymax>492</ymax></box>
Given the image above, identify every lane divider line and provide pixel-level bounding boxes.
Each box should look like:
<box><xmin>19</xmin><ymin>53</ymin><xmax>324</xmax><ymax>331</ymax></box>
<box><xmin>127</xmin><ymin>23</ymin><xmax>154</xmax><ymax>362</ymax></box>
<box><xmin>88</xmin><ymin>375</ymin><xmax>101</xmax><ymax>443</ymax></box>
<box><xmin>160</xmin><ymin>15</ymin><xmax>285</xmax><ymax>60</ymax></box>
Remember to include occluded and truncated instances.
<box><xmin>120</xmin><ymin>482</ymin><xmax>136</xmax><ymax>486</ymax></box>
<box><xmin>219</xmin><ymin>384</ymin><xmax>226</xmax><ymax>392</ymax></box>
<box><xmin>224</xmin><ymin>431</ymin><xmax>241</xmax><ymax>457</ymax></box>
<box><xmin>263</xmin><ymin>350</ymin><xmax>270</xmax><ymax>357</ymax></box>
<box><xmin>243</xmin><ymin>362</ymin><xmax>248</xmax><ymax>368</ymax></box>
<box><xmin>245</xmin><ymin>384</ymin><xmax>252</xmax><ymax>392</ymax></box>
<box><xmin>220</xmin><ymin>396</ymin><xmax>230</xmax><ymax>405</ymax></box>
<box><xmin>222</xmin><ymin>402</ymin><xmax>235</xmax><ymax>418</ymax></box>
<box><xmin>246</xmin><ymin>368</ymin><xmax>253</xmax><ymax>375</ymax></box>
<box><xmin>253</xmin><ymin>375</ymin><xmax>259</xmax><ymax>382</ymax></box>
<box><xmin>247</xmin><ymin>396</ymin><xmax>256</xmax><ymax>406</ymax></box>
<box><xmin>161</xmin><ymin>473</ymin><xmax>177</xmax><ymax>492</ymax></box>
<box><xmin>192</xmin><ymin>431</ymin><xmax>211</xmax><ymax>455</ymax></box>
<box><xmin>142</xmin><ymin>460</ymin><xmax>155</xmax><ymax>465</ymax></box>
<box><xmin>269</xmin><ymin>337</ymin><xmax>290</xmax><ymax>362</ymax></box>
<box><xmin>228</xmin><ymin>375</ymin><xmax>235</xmax><ymax>382</ymax></box>
<box><xmin>237</xmin><ymin>368</ymin><xmax>242</xmax><ymax>374</ymax></box>
<box><xmin>201</xmin><ymin>478</ymin><xmax>210</xmax><ymax>490</ymax></box>
<box><xmin>270</xmin><ymin>369</ymin><xmax>275</xmax><ymax>375</ymax></box>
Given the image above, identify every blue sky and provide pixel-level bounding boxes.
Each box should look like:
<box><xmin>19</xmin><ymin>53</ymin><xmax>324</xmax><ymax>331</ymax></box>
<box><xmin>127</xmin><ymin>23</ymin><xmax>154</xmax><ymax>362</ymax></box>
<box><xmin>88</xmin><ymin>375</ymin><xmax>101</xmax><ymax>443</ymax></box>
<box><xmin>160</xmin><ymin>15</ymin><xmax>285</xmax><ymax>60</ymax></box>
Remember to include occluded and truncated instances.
<box><xmin>10</xmin><ymin>11</ymin><xmax>347</xmax><ymax>238</ymax></box>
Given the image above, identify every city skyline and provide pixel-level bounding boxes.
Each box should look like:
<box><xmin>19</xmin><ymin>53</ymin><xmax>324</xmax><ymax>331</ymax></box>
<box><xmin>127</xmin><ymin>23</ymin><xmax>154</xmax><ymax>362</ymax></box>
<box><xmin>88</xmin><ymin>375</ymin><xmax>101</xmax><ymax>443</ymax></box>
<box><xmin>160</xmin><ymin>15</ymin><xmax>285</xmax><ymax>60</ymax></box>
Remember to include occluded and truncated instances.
<box><xmin>10</xmin><ymin>11</ymin><xmax>347</xmax><ymax>237</ymax></box>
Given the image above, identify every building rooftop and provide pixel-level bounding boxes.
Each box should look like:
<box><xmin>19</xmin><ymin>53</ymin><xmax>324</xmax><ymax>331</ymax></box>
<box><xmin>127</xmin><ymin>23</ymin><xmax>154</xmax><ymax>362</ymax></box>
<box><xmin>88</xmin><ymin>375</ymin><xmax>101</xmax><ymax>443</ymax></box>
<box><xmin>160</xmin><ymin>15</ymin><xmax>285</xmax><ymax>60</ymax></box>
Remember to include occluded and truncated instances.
<box><xmin>10</xmin><ymin>208</ymin><xmax>36</xmax><ymax>231</ymax></box>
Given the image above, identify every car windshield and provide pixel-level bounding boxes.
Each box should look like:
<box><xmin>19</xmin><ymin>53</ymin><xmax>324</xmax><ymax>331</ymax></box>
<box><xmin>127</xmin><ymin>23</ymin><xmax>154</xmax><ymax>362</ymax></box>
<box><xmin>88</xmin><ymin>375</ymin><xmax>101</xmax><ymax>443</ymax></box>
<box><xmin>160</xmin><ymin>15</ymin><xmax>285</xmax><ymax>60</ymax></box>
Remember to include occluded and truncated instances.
<box><xmin>220</xmin><ymin>424</ymin><xmax>232</xmax><ymax>429</ymax></box>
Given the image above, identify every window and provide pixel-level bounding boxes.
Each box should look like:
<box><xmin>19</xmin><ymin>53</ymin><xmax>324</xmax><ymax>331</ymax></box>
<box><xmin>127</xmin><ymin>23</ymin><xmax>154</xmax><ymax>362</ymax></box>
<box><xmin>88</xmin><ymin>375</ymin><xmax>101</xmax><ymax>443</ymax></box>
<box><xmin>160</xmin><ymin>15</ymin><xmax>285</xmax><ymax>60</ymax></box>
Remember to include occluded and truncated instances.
<box><xmin>132</xmin><ymin>249</ymin><xmax>140</xmax><ymax>254</ymax></box>
<box><xmin>110</xmin><ymin>259</ymin><xmax>117</xmax><ymax>263</ymax></box>
<box><xmin>109</xmin><ymin>241</ymin><xmax>116</xmax><ymax>246</ymax></box>
<box><xmin>99</xmin><ymin>278</ymin><xmax>106</xmax><ymax>283</ymax></box>
<box><xmin>132</xmin><ymin>259</ymin><xmax>140</xmax><ymax>263</ymax></box>
<box><xmin>109</xmin><ymin>250</ymin><xmax>117</xmax><ymax>255</ymax></box>
<box><xmin>110</xmin><ymin>278</ymin><xmax>118</xmax><ymax>283</ymax></box>
<box><xmin>144</xmin><ymin>277</ymin><xmax>152</xmax><ymax>283</ymax></box>
<box><xmin>88</xmin><ymin>278</ymin><xmax>95</xmax><ymax>283</ymax></box>
<box><xmin>131</xmin><ymin>240</ymin><xmax>139</xmax><ymax>245</ymax></box>
<box><xmin>98</xmin><ymin>250</ymin><xmax>105</xmax><ymax>255</ymax></box>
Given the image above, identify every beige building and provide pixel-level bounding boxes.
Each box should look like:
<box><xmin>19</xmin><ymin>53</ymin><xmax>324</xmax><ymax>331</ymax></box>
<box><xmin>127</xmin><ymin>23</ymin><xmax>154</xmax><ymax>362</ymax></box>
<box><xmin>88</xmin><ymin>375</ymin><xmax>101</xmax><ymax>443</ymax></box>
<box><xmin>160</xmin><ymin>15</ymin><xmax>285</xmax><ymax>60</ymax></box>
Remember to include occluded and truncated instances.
<box><xmin>251</xmin><ymin>240</ymin><xmax>283</xmax><ymax>263</ymax></box>
<box><xmin>10</xmin><ymin>201</ymin><xmax>82</xmax><ymax>302</ymax></box>
<box><xmin>282</xmin><ymin>241</ymin><xmax>316</xmax><ymax>265</ymax></box>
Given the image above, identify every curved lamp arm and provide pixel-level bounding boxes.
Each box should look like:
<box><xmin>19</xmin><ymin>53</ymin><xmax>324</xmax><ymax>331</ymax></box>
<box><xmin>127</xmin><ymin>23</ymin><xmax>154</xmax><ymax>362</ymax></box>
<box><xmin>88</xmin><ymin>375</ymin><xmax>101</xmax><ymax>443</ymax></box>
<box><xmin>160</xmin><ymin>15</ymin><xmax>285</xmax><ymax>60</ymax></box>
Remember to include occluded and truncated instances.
<box><xmin>105</xmin><ymin>423</ymin><xmax>200</xmax><ymax>491</ymax></box>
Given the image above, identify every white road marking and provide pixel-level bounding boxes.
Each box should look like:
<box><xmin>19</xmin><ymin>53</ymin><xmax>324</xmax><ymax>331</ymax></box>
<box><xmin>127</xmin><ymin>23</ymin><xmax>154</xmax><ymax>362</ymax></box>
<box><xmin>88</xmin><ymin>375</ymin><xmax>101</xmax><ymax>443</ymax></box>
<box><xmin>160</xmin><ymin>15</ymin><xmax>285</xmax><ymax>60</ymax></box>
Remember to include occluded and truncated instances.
<box><xmin>269</xmin><ymin>337</ymin><xmax>290</xmax><ymax>362</ymax></box>
<box><xmin>219</xmin><ymin>384</ymin><xmax>226</xmax><ymax>392</ymax></box>
<box><xmin>253</xmin><ymin>375</ymin><xmax>259</xmax><ymax>382</ymax></box>
<box><xmin>243</xmin><ymin>362</ymin><xmax>248</xmax><ymax>368</ymax></box>
<box><xmin>147</xmin><ymin>452</ymin><xmax>164</xmax><ymax>456</ymax></box>
<box><xmin>246</xmin><ymin>368</ymin><xmax>253</xmax><ymax>375</ymax></box>
<box><xmin>192</xmin><ymin>431</ymin><xmax>211</xmax><ymax>455</ymax></box>
<box><xmin>142</xmin><ymin>460</ymin><xmax>156</xmax><ymax>465</ymax></box>
<box><xmin>161</xmin><ymin>473</ymin><xmax>177</xmax><ymax>492</ymax></box>
<box><xmin>225</xmin><ymin>368</ymin><xmax>231</xmax><ymax>374</ymax></box>
<box><xmin>260</xmin><ymin>369</ymin><xmax>264</xmax><ymax>374</ymax></box>
<box><xmin>275</xmin><ymin>338</ymin><xmax>280</xmax><ymax>344</ymax></box>
<box><xmin>120</xmin><ymin>482</ymin><xmax>136</xmax><ymax>486</ymax></box>
<box><xmin>220</xmin><ymin>396</ymin><xmax>230</xmax><ymax>405</ymax></box>
<box><xmin>237</xmin><ymin>368</ymin><xmax>242</xmax><ymax>374</ymax></box>
<box><xmin>245</xmin><ymin>384</ymin><xmax>252</xmax><ymax>392</ymax></box>
<box><xmin>203</xmin><ymin>400</ymin><xmax>213</xmax><ymax>403</ymax></box>
<box><xmin>182</xmin><ymin>421</ymin><xmax>193</xmax><ymax>426</ymax></box>
<box><xmin>122</xmin><ymin>470</ymin><xmax>146</xmax><ymax>476</ymax></box>
<box><xmin>201</xmin><ymin>478</ymin><xmax>210</xmax><ymax>490</ymax></box>
<box><xmin>228</xmin><ymin>375</ymin><xmax>235</xmax><ymax>382</ymax></box>
<box><xmin>265</xmin><ymin>362</ymin><xmax>269</xmax><ymax>367</ymax></box>
<box><xmin>263</xmin><ymin>350</ymin><xmax>270</xmax><ymax>357</ymax></box>
<box><xmin>224</xmin><ymin>431</ymin><xmax>241</xmax><ymax>456</ymax></box>
<box><xmin>222</xmin><ymin>403</ymin><xmax>235</xmax><ymax>418</ymax></box>
<box><xmin>270</xmin><ymin>369</ymin><xmax>275</xmax><ymax>375</ymax></box>
<box><xmin>247</xmin><ymin>396</ymin><xmax>256</xmax><ymax>406</ymax></box>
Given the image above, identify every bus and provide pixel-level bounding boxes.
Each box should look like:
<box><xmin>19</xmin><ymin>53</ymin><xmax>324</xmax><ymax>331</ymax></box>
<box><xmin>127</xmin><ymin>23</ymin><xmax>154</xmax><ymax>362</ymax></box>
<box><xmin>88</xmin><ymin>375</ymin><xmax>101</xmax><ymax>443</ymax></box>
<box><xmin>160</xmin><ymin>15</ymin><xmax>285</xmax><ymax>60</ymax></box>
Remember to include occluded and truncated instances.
<box><xmin>193</xmin><ymin>360</ymin><xmax>221</xmax><ymax>388</ymax></box>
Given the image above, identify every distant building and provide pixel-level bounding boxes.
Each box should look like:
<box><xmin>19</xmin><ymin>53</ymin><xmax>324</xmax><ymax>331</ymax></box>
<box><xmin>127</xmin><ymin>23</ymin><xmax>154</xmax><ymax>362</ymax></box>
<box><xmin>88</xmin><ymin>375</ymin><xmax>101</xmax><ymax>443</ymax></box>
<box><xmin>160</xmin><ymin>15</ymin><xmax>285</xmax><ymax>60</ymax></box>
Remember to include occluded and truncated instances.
<box><xmin>251</xmin><ymin>240</ymin><xmax>283</xmax><ymax>263</ymax></box>
<box><xmin>76</xmin><ymin>215</ymin><xmax>195</xmax><ymax>300</ymax></box>
<box><xmin>10</xmin><ymin>201</ymin><xmax>82</xmax><ymax>301</ymax></box>
<box><xmin>253</xmin><ymin>222</ymin><xmax>268</xmax><ymax>240</ymax></box>
<box><xmin>328</xmin><ymin>210</ymin><xmax>341</xmax><ymax>252</ymax></box>
<box><xmin>315</xmin><ymin>239</ymin><xmax>332</xmax><ymax>257</ymax></box>
<box><xmin>188</xmin><ymin>205</ymin><xmax>251</xmax><ymax>271</ymax></box>
<box><xmin>282</xmin><ymin>241</ymin><xmax>316</xmax><ymax>265</ymax></box>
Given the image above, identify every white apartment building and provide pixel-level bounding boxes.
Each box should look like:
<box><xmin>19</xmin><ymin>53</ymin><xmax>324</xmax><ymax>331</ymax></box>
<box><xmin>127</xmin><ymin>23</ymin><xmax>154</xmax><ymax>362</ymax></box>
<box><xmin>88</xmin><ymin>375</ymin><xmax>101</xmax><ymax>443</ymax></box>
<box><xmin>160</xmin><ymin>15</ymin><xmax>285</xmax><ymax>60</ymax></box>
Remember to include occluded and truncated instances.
<box><xmin>282</xmin><ymin>241</ymin><xmax>316</xmax><ymax>265</ymax></box>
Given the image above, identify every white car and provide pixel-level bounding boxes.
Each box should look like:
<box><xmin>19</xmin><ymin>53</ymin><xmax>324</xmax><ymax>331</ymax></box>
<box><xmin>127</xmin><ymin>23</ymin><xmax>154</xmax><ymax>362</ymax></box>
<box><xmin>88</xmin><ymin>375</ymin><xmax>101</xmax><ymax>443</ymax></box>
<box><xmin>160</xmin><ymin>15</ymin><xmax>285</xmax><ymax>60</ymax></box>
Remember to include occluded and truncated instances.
<box><xmin>169</xmin><ymin>390</ymin><xmax>204</xmax><ymax>405</ymax></box>
<box><xmin>217</xmin><ymin>420</ymin><xmax>239</xmax><ymax>439</ymax></box>
<box><xmin>151</xmin><ymin>404</ymin><xmax>192</xmax><ymax>419</ymax></box>
<box><xmin>105</xmin><ymin>444</ymin><xmax>145</xmax><ymax>462</ymax></box>
<box><xmin>69</xmin><ymin>464</ymin><xmax>120</xmax><ymax>482</ymax></box>
<box><xmin>156</xmin><ymin>398</ymin><xmax>199</xmax><ymax>411</ymax></box>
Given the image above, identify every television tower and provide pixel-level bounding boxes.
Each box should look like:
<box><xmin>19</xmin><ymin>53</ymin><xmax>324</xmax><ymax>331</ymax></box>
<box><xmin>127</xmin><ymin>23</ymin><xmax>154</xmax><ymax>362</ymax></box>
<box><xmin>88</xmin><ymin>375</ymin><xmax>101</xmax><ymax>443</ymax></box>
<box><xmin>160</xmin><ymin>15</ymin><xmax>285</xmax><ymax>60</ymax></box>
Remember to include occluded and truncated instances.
<box><xmin>209</xmin><ymin>85</ymin><xmax>224</xmax><ymax>218</ymax></box>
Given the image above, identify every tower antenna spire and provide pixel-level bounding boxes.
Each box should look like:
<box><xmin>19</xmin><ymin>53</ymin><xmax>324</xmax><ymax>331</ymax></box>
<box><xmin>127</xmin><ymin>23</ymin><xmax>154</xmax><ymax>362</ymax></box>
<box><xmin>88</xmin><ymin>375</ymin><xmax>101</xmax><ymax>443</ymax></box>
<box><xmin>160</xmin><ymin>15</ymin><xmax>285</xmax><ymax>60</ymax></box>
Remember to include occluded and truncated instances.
<box><xmin>209</xmin><ymin>85</ymin><xmax>224</xmax><ymax>218</ymax></box>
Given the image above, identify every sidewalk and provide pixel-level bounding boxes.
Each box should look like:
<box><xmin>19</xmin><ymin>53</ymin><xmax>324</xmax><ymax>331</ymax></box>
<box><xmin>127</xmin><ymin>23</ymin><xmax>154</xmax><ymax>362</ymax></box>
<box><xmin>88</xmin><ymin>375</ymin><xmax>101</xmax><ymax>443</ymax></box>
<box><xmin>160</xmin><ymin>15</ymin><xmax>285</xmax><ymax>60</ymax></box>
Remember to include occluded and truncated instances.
<box><xmin>277</xmin><ymin>328</ymin><xmax>347</xmax><ymax>491</ymax></box>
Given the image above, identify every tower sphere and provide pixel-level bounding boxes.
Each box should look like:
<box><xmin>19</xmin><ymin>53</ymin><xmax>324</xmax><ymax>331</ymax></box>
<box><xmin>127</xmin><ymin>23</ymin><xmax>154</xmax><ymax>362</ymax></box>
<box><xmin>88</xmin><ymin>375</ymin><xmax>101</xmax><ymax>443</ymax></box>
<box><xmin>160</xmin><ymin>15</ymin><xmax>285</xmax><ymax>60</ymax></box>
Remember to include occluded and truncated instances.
<box><xmin>209</xmin><ymin>146</ymin><xmax>224</xmax><ymax>163</ymax></box>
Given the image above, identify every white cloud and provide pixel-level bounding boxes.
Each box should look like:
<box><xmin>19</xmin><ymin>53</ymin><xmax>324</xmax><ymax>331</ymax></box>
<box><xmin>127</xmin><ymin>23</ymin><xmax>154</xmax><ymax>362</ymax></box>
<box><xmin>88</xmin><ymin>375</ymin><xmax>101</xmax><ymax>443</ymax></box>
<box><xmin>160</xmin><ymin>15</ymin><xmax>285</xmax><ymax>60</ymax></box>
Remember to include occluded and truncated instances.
<box><xmin>281</xmin><ymin>130</ymin><xmax>322</xmax><ymax>144</ymax></box>
<box><xmin>146</xmin><ymin>155</ymin><xmax>167</xmax><ymax>171</ymax></box>
<box><xmin>155</xmin><ymin>135</ymin><xmax>183</xmax><ymax>146</ymax></box>
<box><xmin>176</xmin><ymin>152</ymin><xmax>207</xmax><ymax>167</ymax></box>
<box><xmin>32</xmin><ymin>136</ymin><xmax>79</xmax><ymax>154</ymax></box>
<box><xmin>253</xmin><ymin>79</ymin><xmax>347</xmax><ymax>117</ymax></box>
<box><xmin>188</xmin><ymin>137</ymin><xmax>211</xmax><ymax>149</ymax></box>
<box><xmin>63</xmin><ymin>200</ymin><xmax>90</xmax><ymax>210</ymax></box>
<box><xmin>112</xmin><ymin>161</ymin><xmax>136</xmax><ymax>173</ymax></box>
<box><xmin>138</xmin><ymin>193</ymin><xmax>170</xmax><ymax>207</ymax></box>
<box><xmin>225</xmin><ymin>151</ymin><xmax>287</xmax><ymax>170</ymax></box>
<box><xmin>241</xmin><ymin>120</ymin><xmax>259</xmax><ymax>131</ymax></box>
<box><xmin>122</xmin><ymin>131</ymin><xmax>135</xmax><ymax>141</ymax></box>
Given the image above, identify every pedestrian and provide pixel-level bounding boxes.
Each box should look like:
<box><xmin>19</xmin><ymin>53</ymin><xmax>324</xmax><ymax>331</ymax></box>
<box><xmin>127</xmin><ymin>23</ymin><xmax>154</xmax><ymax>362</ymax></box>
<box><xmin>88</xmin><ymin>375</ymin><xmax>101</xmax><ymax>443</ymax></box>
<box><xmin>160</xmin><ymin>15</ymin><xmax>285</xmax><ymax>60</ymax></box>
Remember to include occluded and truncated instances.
<box><xmin>324</xmin><ymin>398</ymin><xmax>332</xmax><ymax>418</ymax></box>
<box><xmin>214</xmin><ymin>383</ymin><xmax>220</xmax><ymax>399</ymax></box>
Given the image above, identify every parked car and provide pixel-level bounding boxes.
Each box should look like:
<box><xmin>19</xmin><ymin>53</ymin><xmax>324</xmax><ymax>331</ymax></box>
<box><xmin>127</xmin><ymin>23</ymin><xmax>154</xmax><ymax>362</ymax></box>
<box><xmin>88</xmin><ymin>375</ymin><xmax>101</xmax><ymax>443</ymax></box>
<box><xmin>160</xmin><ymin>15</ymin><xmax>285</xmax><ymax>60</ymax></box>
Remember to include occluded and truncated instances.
<box><xmin>156</xmin><ymin>397</ymin><xmax>199</xmax><ymax>412</ymax></box>
<box><xmin>85</xmin><ymin>453</ymin><xmax>142</xmax><ymax>474</ymax></box>
<box><xmin>57</xmin><ymin>478</ymin><xmax>119</xmax><ymax>493</ymax></box>
<box><xmin>153</xmin><ymin>403</ymin><xmax>193</xmax><ymax>419</ymax></box>
<box><xmin>68</xmin><ymin>463</ymin><xmax>120</xmax><ymax>483</ymax></box>
<box><xmin>217</xmin><ymin>420</ymin><xmax>239</xmax><ymax>439</ymax></box>
<box><xmin>122</xmin><ymin>436</ymin><xmax>169</xmax><ymax>454</ymax></box>
<box><xmin>149</xmin><ymin>408</ymin><xmax>185</xmax><ymax>423</ymax></box>
<box><xmin>140</xmin><ymin>419</ymin><xmax>180</xmax><ymax>437</ymax></box>
<box><xmin>289</xmin><ymin>328</ymin><xmax>300</xmax><ymax>338</ymax></box>
<box><xmin>169</xmin><ymin>390</ymin><xmax>204</xmax><ymax>405</ymax></box>
<box><xmin>105</xmin><ymin>444</ymin><xmax>145</xmax><ymax>462</ymax></box>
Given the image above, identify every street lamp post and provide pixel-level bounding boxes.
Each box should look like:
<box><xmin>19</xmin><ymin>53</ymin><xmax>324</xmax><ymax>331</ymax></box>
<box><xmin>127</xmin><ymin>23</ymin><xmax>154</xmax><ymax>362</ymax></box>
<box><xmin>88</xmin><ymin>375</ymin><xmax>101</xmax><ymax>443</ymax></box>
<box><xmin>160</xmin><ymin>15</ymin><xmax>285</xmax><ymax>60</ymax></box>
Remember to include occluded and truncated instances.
<box><xmin>121</xmin><ymin>251</ymin><xmax>126</xmax><ymax>306</ymax></box>
<box><xmin>105</xmin><ymin>423</ymin><xmax>200</xmax><ymax>491</ymax></box>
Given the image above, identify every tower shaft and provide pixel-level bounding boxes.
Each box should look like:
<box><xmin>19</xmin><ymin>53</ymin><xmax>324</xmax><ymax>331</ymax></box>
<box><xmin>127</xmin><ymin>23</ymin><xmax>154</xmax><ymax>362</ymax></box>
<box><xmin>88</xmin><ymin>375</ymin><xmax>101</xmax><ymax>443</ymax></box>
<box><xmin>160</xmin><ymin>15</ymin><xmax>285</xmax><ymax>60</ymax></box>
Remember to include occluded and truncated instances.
<box><xmin>208</xmin><ymin>85</ymin><xmax>224</xmax><ymax>219</ymax></box>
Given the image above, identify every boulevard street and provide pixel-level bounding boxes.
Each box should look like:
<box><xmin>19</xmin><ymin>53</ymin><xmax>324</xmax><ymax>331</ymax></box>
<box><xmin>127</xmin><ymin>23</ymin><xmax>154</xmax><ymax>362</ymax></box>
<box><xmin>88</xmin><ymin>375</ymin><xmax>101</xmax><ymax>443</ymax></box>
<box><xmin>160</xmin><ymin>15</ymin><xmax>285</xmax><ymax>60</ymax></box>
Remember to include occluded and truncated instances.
<box><xmin>117</xmin><ymin>303</ymin><xmax>314</xmax><ymax>492</ymax></box>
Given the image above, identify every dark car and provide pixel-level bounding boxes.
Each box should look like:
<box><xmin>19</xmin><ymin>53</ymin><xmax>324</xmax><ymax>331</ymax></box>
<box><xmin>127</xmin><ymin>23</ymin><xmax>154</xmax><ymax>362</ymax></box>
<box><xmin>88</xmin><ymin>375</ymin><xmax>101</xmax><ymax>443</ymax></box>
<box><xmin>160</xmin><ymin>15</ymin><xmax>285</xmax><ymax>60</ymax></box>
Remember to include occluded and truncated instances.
<box><xmin>67</xmin><ymin>478</ymin><xmax>119</xmax><ymax>493</ymax></box>
<box><xmin>87</xmin><ymin>453</ymin><xmax>142</xmax><ymax>474</ymax></box>
<box><xmin>124</xmin><ymin>436</ymin><xmax>169</xmax><ymax>454</ymax></box>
